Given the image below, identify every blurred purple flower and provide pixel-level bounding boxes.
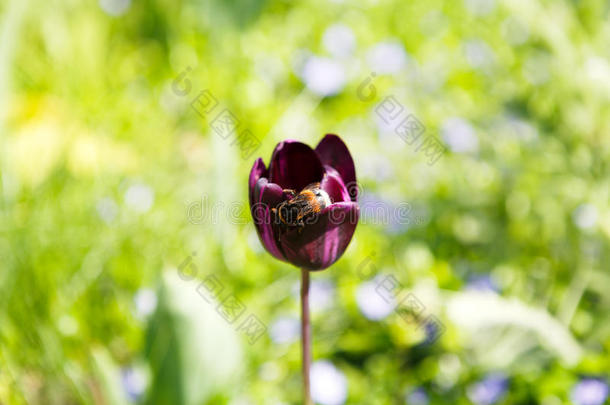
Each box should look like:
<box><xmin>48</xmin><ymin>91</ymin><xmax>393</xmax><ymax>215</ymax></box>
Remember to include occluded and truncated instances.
<box><xmin>466</xmin><ymin>275</ymin><xmax>499</xmax><ymax>293</ymax></box>
<box><xmin>249</xmin><ymin>134</ymin><xmax>359</xmax><ymax>270</ymax></box>
<box><xmin>422</xmin><ymin>318</ymin><xmax>445</xmax><ymax>344</ymax></box>
<box><xmin>121</xmin><ymin>367</ymin><xmax>147</xmax><ymax>402</ymax></box>
<box><xmin>355</xmin><ymin>276</ymin><xmax>396</xmax><ymax>321</ymax></box>
<box><xmin>467</xmin><ymin>373</ymin><xmax>508</xmax><ymax>405</ymax></box>
<box><xmin>441</xmin><ymin>117</ymin><xmax>478</xmax><ymax>153</ymax></box>
<box><xmin>571</xmin><ymin>378</ymin><xmax>609</xmax><ymax>405</ymax></box>
<box><xmin>359</xmin><ymin>193</ymin><xmax>412</xmax><ymax>234</ymax></box>
<box><xmin>301</xmin><ymin>57</ymin><xmax>346</xmax><ymax>97</ymax></box>
<box><xmin>270</xmin><ymin>316</ymin><xmax>300</xmax><ymax>344</ymax></box>
<box><xmin>406</xmin><ymin>388</ymin><xmax>429</xmax><ymax>405</ymax></box>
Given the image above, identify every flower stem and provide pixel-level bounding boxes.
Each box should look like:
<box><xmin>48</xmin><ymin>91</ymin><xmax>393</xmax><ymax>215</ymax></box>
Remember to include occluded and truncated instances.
<box><xmin>301</xmin><ymin>268</ymin><xmax>313</xmax><ymax>405</ymax></box>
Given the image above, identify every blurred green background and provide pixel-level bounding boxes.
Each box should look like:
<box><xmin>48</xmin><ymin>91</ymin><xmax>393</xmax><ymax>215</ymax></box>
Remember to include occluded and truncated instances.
<box><xmin>1</xmin><ymin>0</ymin><xmax>610</xmax><ymax>403</ymax></box>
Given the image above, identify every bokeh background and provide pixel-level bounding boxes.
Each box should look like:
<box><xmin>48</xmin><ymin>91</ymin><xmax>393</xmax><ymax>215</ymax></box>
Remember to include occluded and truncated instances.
<box><xmin>1</xmin><ymin>0</ymin><xmax>610</xmax><ymax>403</ymax></box>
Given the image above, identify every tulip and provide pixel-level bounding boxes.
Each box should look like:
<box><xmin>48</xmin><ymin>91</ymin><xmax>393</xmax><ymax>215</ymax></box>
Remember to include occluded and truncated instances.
<box><xmin>248</xmin><ymin>134</ymin><xmax>359</xmax><ymax>404</ymax></box>
<box><xmin>249</xmin><ymin>134</ymin><xmax>359</xmax><ymax>270</ymax></box>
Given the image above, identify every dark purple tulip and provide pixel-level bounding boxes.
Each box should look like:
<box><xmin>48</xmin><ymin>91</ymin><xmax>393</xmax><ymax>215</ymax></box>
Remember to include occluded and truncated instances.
<box><xmin>249</xmin><ymin>134</ymin><xmax>359</xmax><ymax>270</ymax></box>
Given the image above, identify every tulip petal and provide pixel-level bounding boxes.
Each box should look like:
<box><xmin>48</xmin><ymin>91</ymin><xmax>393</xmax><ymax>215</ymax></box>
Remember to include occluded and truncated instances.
<box><xmin>249</xmin><ymin>158</ymin><xmax>268</xmax><ymax>206</ymax></box>
<box><xmin>268</xmin><ymin>140</ymin><xmax>325</xmax><ymax>192</ymax></box>
<box><xmin>251</xmin><ymin>178</ymin><xmax>287</xmax><ymax>261</ymax></box>
<box><xmin>320</xmin><ymin>170</ymin><xmax>350</xmax><ymax>203</ymax></box>
<box><xmin>254</xmin><ymin>177</ymin><xmax>285</xmax><ymax>208</ymax></box>
<box><xmin>315</xmin><ymin>134</ymin><xmax>357</xmax><ymax>201</ymax></box>
<box><xmin>278</xmin><ymin>202</ymin><xmax>359</xmax><ymax>270</ymax></box>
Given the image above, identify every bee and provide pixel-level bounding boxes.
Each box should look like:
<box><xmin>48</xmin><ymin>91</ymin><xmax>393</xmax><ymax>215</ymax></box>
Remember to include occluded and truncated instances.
<box><xmin>272</xmin><ymin>182</ymin><xmax>331</xmax><ymax>230</ymax></box>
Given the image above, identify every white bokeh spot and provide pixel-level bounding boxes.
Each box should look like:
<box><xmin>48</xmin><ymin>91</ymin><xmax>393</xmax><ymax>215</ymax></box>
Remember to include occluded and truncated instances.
<box><xmin>311</xmin><ymin>360</ymin><xmax>348</xmax><ymax>405</ymax></box>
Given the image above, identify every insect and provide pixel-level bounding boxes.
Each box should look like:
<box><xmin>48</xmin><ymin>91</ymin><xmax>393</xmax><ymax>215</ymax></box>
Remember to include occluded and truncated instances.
<box><xmin>272</xmin><ymin>182</ymin><xmax>331</xmax><ymax>231</ymax></box>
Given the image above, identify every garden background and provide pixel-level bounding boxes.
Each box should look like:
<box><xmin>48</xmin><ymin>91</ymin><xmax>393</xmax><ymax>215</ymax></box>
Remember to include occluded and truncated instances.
<box><xmin>1</xmin><ymin>0</ymin><xmax>609</xmax><ymax>403</ymax></box>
